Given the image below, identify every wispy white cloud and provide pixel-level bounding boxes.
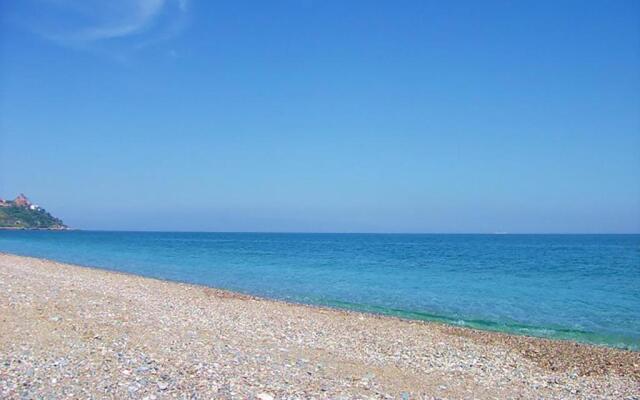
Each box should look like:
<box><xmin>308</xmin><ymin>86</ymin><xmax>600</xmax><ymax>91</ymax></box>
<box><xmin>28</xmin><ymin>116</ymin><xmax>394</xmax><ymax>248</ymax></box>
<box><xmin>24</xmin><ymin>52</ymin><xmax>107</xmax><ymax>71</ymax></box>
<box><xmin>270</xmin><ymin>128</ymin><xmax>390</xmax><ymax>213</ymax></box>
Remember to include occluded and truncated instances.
<box><xmin>13</xmin><ymin>0</ymin><xmax>190</xmax><ymax>56</ymax></box>
<box><xmin>72</xmin><ymin>0</ymin><xmax>167</xmax><ymax>41</ymax></box>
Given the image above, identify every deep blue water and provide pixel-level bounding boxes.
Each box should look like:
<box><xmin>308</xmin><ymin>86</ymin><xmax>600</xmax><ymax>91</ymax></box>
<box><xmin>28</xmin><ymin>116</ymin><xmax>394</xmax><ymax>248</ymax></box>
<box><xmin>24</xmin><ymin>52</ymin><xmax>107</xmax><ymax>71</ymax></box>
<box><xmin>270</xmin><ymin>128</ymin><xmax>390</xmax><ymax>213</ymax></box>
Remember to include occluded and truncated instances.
<box><xmin>0</xmin><ymin>231</ymin><xmax>638</xmax><ymax>349</ymax></box>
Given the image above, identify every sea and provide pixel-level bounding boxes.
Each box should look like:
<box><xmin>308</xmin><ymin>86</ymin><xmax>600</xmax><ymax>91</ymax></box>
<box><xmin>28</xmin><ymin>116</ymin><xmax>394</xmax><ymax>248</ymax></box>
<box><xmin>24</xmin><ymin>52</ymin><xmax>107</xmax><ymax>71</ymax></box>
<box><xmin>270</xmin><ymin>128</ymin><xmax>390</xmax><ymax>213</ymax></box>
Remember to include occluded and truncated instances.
<box><xmin>0</xmin><ymin>231</ymin><xmax>638</xmax><ymax>350</ymax></box>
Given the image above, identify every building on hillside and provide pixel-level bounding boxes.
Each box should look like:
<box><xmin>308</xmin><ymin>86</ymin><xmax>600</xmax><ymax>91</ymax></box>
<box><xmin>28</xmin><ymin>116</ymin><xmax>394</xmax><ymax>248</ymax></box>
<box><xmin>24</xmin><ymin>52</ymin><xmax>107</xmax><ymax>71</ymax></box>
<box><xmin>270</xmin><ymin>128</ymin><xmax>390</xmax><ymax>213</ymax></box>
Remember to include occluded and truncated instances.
<box><xmin>14</xmin><ymin>193</ymin><xmax>31</xmax><ymax>207</ymax></box>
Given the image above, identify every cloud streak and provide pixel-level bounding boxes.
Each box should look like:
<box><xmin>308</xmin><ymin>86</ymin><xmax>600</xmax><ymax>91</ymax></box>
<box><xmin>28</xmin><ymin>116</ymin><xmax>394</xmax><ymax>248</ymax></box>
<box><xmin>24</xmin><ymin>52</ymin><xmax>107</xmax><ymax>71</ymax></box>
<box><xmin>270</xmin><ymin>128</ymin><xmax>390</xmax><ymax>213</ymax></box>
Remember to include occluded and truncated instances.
<box><xmin>72</xmin><ymin>0</ymin><xmax>167</xmax><ymax>41</ymax></box>
<box><xmin>13</xmin><ymin>0</ymin><xmax>189</xmax><ymax>55</ymax></box>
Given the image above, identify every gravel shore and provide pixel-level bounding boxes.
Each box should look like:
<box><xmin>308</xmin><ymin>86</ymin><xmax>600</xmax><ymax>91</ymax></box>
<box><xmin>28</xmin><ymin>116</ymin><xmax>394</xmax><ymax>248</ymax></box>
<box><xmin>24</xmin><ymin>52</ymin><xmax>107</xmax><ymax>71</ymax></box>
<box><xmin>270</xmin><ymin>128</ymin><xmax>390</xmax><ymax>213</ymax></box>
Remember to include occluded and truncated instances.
<box><xmin>1</xmin><ymin>253</ymin><xmax>638</xmax><ymax>399</ymax></box>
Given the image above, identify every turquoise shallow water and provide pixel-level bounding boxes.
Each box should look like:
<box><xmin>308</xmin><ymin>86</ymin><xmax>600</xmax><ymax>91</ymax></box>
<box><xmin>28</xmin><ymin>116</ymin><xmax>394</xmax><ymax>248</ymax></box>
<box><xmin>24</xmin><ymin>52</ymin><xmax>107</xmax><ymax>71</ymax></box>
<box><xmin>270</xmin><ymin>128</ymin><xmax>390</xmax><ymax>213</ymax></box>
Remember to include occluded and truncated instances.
<box><xmin>0</xmin><ymin>231</ymin><xmax>638</xmax><ymax>349</ymax></box>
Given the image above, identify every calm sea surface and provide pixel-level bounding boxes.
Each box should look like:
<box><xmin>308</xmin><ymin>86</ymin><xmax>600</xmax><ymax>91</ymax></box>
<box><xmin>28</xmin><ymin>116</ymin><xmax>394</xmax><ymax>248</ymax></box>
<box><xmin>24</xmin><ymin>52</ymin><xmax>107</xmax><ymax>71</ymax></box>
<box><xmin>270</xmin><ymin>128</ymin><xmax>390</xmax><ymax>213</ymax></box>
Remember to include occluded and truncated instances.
<box><xmin>1</xmin><ymin>231</ymin><xmax>638</xmax><ymax>349</ymax></box>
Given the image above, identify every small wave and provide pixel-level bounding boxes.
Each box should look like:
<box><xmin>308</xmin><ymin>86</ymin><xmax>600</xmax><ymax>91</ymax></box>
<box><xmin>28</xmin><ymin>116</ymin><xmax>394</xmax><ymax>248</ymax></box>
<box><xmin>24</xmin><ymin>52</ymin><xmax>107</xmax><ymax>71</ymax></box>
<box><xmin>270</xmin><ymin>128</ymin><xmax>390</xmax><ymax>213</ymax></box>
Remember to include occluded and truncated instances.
<box><xmin>321</xmin><ymin>298</ymin><xmax>640</xmax><ymax>351</ymax></box>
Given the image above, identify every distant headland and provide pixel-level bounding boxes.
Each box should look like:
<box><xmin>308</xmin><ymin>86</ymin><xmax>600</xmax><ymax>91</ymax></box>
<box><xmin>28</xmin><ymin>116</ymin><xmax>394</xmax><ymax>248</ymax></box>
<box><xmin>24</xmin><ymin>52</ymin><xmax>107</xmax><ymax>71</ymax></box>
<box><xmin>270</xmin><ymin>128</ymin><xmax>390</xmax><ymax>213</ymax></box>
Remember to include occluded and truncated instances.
<box><xmin>0</xmin><ymin>194</ymin><xmax>67</xmax><ymax>230</ymax></box>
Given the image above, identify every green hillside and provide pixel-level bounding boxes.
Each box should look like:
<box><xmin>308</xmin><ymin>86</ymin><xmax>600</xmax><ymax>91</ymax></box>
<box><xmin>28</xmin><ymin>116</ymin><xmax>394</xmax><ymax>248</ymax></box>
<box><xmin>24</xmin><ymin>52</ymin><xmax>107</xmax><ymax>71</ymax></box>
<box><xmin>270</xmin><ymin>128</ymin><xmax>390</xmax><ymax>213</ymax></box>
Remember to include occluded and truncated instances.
<box><xmin>0</xmin><ymin>205</ymin><xmax>67</xmax><ymax>229</ymax></box>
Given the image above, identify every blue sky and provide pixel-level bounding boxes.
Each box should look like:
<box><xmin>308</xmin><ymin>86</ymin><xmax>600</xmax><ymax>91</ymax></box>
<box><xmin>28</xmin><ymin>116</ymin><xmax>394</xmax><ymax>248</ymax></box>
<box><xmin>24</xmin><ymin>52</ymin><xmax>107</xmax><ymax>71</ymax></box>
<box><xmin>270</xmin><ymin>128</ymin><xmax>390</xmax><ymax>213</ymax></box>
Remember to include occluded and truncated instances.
<box><xmin>1</xmin><ymin>0</ymin><xmax>638</xmax><ymax>233</ymax></box>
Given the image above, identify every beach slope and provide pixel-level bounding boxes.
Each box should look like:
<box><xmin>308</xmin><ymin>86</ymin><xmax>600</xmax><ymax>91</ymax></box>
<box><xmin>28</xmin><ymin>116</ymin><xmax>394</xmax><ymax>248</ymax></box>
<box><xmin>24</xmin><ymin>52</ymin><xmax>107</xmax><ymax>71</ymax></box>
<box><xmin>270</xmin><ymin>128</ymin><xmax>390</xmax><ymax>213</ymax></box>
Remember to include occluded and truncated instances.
<box><xmin>0</xmin><ymin>253</ymin><xmax>638</xmax><ymax>399</ymax></box>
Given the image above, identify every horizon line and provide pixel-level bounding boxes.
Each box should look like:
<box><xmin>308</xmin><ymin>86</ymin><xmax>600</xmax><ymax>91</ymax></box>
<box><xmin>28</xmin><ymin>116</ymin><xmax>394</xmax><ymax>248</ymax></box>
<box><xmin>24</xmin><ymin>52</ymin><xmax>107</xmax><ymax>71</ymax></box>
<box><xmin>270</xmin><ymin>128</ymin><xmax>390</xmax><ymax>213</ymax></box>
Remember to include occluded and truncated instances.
<box><xmin>15</xmin><ymin>229</ymin><xmax>640</xmax><ymax>235</ymax></box>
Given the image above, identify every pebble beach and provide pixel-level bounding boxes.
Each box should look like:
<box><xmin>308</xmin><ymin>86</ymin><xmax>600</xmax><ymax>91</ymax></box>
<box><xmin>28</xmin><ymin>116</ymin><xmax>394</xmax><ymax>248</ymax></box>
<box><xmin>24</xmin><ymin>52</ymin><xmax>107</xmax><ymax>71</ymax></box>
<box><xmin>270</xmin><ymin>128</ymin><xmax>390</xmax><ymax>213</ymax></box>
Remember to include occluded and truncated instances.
<box><xmin>0</xmin><ymin>252</ymin><xmax>638</xmax><ymax>399</ymax></box>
